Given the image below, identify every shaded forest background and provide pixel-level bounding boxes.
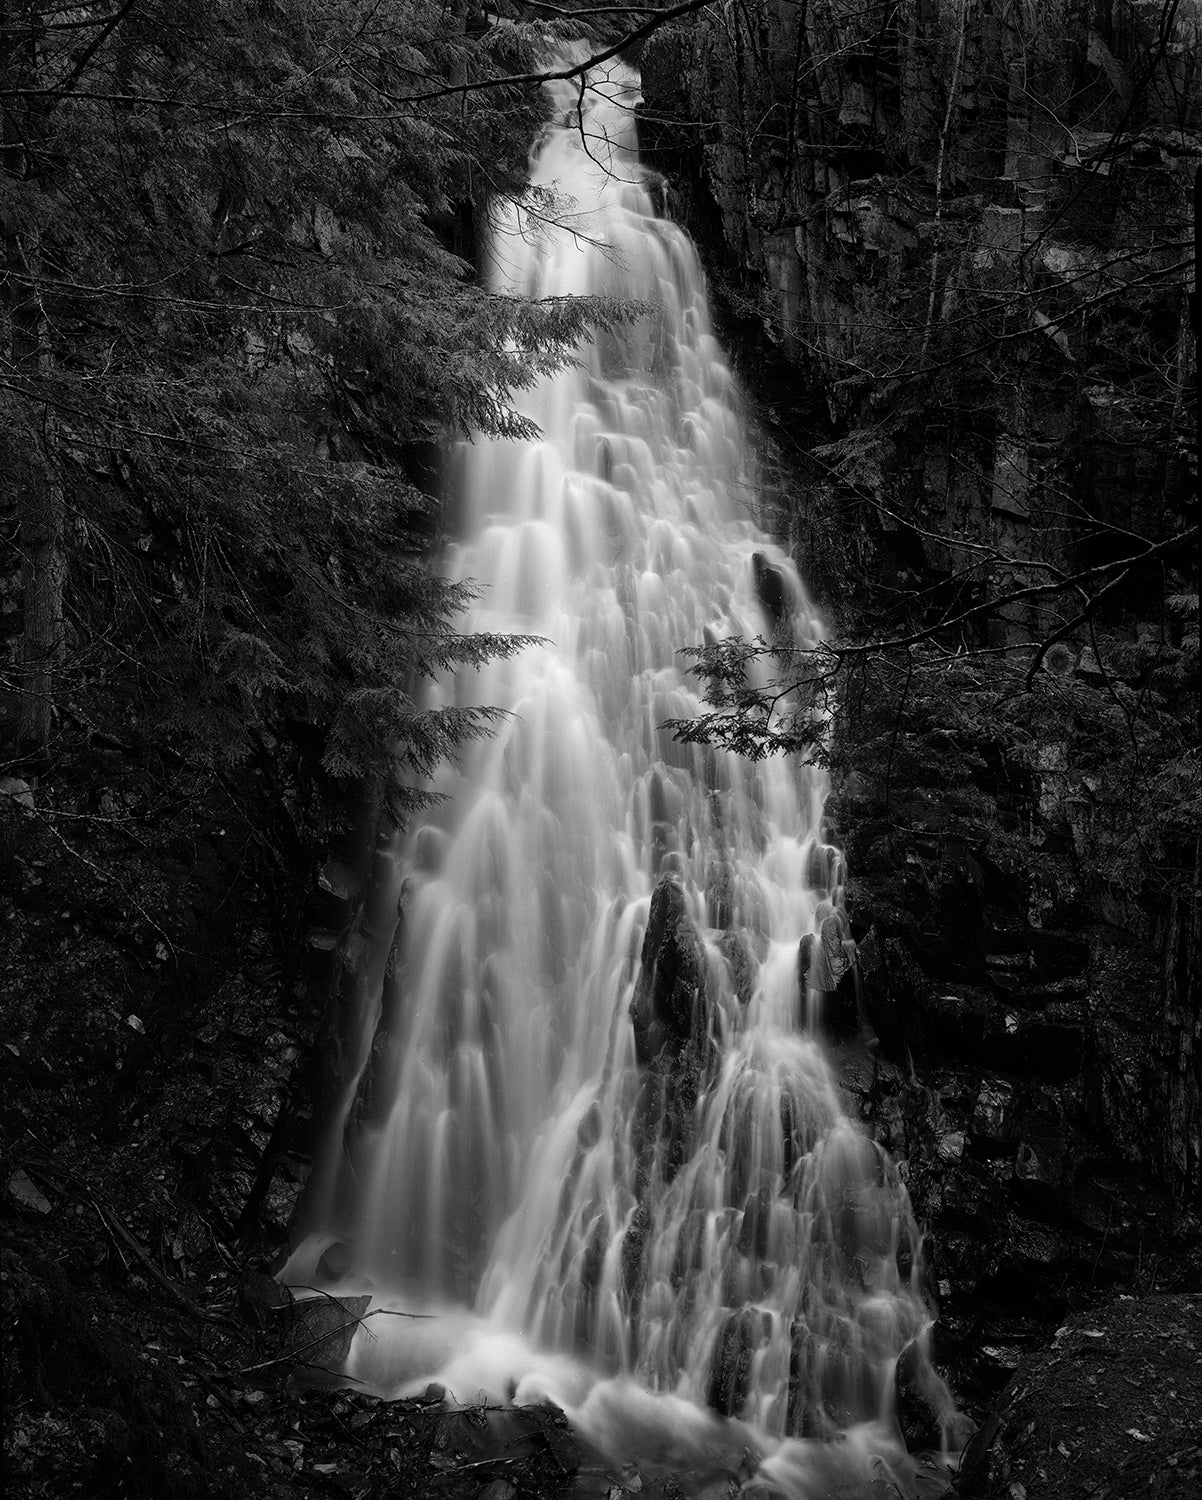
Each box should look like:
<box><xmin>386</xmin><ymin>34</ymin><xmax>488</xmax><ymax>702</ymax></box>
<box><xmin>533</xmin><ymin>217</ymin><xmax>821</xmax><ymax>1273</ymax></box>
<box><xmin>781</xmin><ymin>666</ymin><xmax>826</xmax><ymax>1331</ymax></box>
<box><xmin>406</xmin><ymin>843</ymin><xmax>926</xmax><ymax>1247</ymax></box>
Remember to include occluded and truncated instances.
<box><xmin>2</xmin><ymin>2</ymin><xmax>1199</xmax><ymax>1498</ymax></box>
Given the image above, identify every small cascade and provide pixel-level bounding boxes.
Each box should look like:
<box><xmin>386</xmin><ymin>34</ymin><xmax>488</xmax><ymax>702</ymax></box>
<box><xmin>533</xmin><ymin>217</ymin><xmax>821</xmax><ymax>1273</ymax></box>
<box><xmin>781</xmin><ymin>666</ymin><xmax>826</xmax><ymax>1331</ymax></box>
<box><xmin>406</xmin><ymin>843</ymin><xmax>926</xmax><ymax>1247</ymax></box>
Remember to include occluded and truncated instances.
<box><xmin>285</xmin><ymin>54</ymin><xmax>960</xmax><ymax>1495</ymax></box>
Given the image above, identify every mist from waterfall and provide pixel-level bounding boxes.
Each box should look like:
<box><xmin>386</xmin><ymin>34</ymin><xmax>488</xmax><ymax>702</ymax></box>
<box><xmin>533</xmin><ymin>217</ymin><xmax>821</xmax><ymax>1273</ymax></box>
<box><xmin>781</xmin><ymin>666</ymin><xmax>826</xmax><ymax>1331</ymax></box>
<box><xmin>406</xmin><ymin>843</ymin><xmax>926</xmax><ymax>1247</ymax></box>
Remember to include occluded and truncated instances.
<box><xmin>283</xmin><ymin>54</ymin><xmax>960</xmax><ymax>1498</ymax></box>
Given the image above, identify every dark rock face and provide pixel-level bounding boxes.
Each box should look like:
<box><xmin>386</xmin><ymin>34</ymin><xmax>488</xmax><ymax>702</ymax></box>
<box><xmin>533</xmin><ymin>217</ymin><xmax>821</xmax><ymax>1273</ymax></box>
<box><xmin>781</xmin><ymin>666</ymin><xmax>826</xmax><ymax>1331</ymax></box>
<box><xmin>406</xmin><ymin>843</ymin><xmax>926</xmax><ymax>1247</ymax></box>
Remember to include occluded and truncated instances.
<box><xmin>825</xmin><ymin>731</ymin><xmax>1199</xmax><ymax>1407</ymax></box>
<box><xmin>708</xmin><ymin>1307</ymin><xmax>773</xmax><ymax>1417</ymax></box>
<box><xmin>640</xmin><ymin>4</ymin><xmax>1196</xmax><ymax>617</ymax></box>
<box><xmin>642</xmin><ymin>0</ymin><xmax>1201</xmax><ymax>1411</ymax></box>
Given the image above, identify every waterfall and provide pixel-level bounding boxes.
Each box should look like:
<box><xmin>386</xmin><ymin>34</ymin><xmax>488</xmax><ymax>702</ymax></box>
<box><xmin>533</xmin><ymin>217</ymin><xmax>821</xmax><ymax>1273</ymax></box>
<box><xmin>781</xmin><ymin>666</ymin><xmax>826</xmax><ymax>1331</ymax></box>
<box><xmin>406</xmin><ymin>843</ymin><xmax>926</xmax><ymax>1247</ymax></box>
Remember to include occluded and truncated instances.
<box><xmin>285</xmin><ymin>55</ymin><xmax>960</xmax><ymax>1495</ymax></box>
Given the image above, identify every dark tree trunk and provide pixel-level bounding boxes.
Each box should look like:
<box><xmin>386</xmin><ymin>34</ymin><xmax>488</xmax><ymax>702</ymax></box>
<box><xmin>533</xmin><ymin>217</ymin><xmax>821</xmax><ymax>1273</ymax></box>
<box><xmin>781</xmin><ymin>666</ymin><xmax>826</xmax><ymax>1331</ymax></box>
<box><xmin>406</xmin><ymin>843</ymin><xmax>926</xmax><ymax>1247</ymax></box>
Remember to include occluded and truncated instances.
<box><xmin>4</xmin><ymin>3</ymin><xmax>65</xmax><ymax>754</ymax></box>
<box><xmin>16</xmin><ymin>437</ymin><xmax>65</xmax><ymax>754</ymax></box>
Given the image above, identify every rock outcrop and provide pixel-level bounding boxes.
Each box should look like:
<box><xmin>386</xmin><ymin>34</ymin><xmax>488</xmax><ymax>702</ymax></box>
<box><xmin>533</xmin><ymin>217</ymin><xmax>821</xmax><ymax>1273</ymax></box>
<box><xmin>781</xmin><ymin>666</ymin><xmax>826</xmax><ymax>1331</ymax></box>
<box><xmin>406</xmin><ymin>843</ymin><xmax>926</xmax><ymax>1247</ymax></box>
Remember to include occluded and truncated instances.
<box><xmin>640</xmin><ymin>0</ymin><xmax>1201</xmax><ymax>1411</ymax></box>
<box><xmin>640</xmin><ymin>0</ymin><xmax>1198</xmax><ymax>617</ymax></box>
<box><xmin>825</xmin><ymin>728</ymin><xmax>1199</xmax><ymax>1406</ymax></box>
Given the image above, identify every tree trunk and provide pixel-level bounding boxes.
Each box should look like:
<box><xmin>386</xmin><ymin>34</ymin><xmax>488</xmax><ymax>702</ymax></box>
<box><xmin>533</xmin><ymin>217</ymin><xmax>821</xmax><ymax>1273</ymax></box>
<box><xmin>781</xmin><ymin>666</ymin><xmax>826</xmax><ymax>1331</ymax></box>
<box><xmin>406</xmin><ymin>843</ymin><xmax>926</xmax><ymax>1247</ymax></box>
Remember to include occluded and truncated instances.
<box><xmin>4</xmin><ymin>3</ymin><xmax>65</xmax><ymax>755</ymax></box>
<box><xmin>16</xmin><ymin>439</ymin><xmax>65</xmax><ymax>753</ymax></box>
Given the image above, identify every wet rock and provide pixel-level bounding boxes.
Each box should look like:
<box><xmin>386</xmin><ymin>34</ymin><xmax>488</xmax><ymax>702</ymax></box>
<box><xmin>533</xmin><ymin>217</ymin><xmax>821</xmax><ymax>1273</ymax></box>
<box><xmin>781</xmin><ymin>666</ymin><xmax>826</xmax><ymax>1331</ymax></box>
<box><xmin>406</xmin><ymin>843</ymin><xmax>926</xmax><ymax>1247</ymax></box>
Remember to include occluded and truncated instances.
<box><xmin>916</xmin><ymin>987</ymin><xmax>996</xmax><ymax>1062</ymax></box>
<box><xmin>620</xmin><ymin>1201</ymin><xmax>651</xmax><ymax>1314</ymax></box>
<box><xmin>828</xmin><ymin>1039</ymin><xmax>875</xmax><ymax>1105</ymax></box>
<box><xmin>704</xmin><ymin>860</ymin><xmax>734</xmax><ymax>928</ymax></box>
<box><xmin>936</xmin><ymin>1130</ymin><xmax>965</xmax><ymax>1164</ymax></box>
<box><xmin>751</xmin><ymin>551</ymin><xmax>788</xmax><ymax>629</ymax></box>
<box><xmin>315</xmin><ymin>1240</ymin><xmax>353</xmax><ymax>1280</ymax></box>
<box><xmin>708</xmin><ymin>1307</ymin><xmax>772</xmax><ymax>1417</ymax></box>
<box><xmin>1013</xmin><ymin>1135</ymin><xmax>1067</xmax><ymax>1207</ymax></box>
<box><xmin>895</xmin><ymin>1340</ymin><xmax>946</xmax><ymax>1450</ymax></box>
<box><xmin>799</xmin><ymin>918</ymin><xmax>860</xmax><ymax>1035</ymax></box>
<box><xmin>975</xmin><ymin>1344</ymin><xmax>1024</xmax><ymax>1384</ymax></box>
<box><xmin>576</xmin><ymin>1222</ymin><xmax>609</xmax><ymax>1336</ymax></box>
<box><xmin>813</xmin><ymin>912</ymin><xmax>855</xmax><ymax>991</ymax></box>
<box><xmin>288</xmin><ymin>1293</ymin><xmax>371</xmax><ymax>1370</ymax></box>
<box><xmin>718</xmin><ymin>929</ymin><xmax>757</xmax><ymax>1006</ymax></box>
<box><xmin>317</xmin><ymin>856</ymin><xmax>358</xmax><ymax>903</ymax></box>
<box><xmin>855</xmin><ymin>924</ymin><xmax>882</xmax><ymax>978</ymax></box>
<box><xmin>635</xmin><ymin>1479</ymin><xmax>686</xmax><ymax>1500</ymax></box>
<box><xmin>576</xmin><ymin>1100</ymin><xmax>603</xmax><ymax>1149</ymax></box>
<box><xmin>239</xmin><ymin>1267</ymin><xmax>293</xmax><ymax>1331</ymax></box>
<box><xmin>970</xmin><ymin>1078</ymin><xmax>1014</xmax><ymax>1148</ymax></box>
<box><xmin>1006</xmin><ymin>1220</ymin><xmax>1063</xmax><ymax>1270</ymax></box>
<box><xmin>736</xmin><ymin>1186</ymin><xmax>774</xmax><ymax>1260</ymax></box>
<box><xmin>797</xmin><ymin>931</ymin><xmax>815</xmax><ymax>989</ymax></box>
<box><xmin>671</xmin><ymin>1207</ymin><xmax>710</xmax><ymax>1281</ymax></box>
<box><xmin>1029</xmin><ymin>928</ymin><xmax>1090</xmax><ymax>979</ymax></box>
<box><xmin>630</xmin><ymin>878</ymin><xmax>709</xmax><ymax>1062</ymax></box>
<box><xmin>654</xmin><ymin>1038</ymin><xmax>712</xmax><ymax>1179</ymax></box>
<box><xmin>988</xmin><ymin>1006</ymin><xmax>1086</xmax><ymax>1080</ymax></box>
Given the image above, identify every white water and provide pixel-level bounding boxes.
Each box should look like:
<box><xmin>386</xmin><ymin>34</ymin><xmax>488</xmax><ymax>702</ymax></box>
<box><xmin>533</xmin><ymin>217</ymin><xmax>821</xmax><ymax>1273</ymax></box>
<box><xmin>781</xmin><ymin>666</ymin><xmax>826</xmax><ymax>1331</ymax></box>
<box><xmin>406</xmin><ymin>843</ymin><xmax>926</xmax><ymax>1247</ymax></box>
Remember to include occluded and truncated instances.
<box><xmin>285</xmin><ymin>58</ymin><xmax>960</xmax><ymax>1496</ymax></box>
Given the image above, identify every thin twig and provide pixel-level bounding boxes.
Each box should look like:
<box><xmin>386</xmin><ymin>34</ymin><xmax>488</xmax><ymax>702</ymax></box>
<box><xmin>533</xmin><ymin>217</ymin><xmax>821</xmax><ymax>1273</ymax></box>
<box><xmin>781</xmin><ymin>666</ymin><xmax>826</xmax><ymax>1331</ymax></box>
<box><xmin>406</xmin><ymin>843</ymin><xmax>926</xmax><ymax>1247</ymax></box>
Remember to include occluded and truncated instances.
<box><xmin>22</xmin><ymin>1161</ymin><xmax>208</xmax><ymax>1320</ymax></box>
<box><xmin>15</xmin><ymin>800</ymin><xmax>181</xmax><ymax>960</ymax></box>
<box><xmin>236</xmin><ymin>1302</ymin><xmax>435</xmax><ymax>1376</ymax></box>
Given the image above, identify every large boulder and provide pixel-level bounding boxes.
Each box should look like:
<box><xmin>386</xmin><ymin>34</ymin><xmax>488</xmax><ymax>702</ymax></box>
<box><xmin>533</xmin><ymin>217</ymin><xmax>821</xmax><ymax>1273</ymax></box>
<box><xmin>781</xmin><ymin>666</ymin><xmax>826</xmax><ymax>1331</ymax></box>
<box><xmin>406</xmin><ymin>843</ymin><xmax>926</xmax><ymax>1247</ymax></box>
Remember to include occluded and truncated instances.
<box><xmin>957</xmin><ymin>1295</ymin><xmax>1202</xmax><ymax>1499</ymax></box>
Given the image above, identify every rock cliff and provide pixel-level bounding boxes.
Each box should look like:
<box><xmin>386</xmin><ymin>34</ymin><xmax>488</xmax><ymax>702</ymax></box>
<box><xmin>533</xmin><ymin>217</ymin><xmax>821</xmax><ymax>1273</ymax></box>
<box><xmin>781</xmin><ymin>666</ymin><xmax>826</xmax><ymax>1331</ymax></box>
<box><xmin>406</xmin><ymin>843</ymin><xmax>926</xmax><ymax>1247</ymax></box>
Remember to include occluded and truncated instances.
<box><xmin>640</xmin><ymin>0</ymin><xmax>1201</xmax><ymax>1411</ymax></box>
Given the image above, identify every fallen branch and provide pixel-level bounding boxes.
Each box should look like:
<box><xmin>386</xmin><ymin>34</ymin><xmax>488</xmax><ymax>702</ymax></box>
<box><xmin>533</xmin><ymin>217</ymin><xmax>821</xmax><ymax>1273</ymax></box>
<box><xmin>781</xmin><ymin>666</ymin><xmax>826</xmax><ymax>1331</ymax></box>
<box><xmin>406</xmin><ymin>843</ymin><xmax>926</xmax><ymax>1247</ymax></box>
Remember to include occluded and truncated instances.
<box><xmin>21</xmin><ymin>1160</ymin><xmax>209</xmax><ymax>1321</ymax></box>
<box><xmin>238</xmin><ymin>1318</ymin><xmax>370</xmax><ymax>1377</ymax></box>
<box><xmin>287</xmin><ymin>1284</ymin><xmax>437</xmax><ymax>1319</ymax></box>
<box><xmin>235</xmin><ymin>1300</ymin><xmax>437</xmax><ymax>1376</ymax></box>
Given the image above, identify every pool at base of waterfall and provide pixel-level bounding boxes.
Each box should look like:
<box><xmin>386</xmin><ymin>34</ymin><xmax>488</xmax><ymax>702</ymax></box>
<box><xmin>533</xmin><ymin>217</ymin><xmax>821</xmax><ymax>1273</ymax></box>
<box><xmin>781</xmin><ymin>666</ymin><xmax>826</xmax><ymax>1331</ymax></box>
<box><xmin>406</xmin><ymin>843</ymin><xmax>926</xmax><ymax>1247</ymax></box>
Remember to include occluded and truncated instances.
<box><xmin>278</xmin><ymin>1264</ymin><xmax>965</xmax><ymax>1500</ymax></box>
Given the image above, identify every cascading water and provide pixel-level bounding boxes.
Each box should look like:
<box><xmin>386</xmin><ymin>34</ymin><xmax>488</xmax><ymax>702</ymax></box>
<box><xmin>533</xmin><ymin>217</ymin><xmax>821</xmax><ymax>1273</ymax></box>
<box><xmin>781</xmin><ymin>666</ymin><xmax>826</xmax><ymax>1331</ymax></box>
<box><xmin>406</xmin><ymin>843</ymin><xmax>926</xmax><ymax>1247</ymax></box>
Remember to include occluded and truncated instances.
<box><xmin>285</xmin><ymin>56</ymin><xmax>962</xmax><ymax>1496</ymax></box>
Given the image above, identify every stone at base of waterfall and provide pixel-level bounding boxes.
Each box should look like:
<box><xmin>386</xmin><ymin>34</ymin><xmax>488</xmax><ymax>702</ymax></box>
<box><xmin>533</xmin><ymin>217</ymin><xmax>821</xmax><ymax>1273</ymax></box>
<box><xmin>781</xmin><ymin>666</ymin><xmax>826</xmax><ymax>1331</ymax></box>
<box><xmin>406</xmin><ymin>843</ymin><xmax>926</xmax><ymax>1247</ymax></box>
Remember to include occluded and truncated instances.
<box><xmin>707</xmin><ymin>1307</ymin><xmax>773</xmax><ymax>1417</ymax></box>
<box><xmin>895</xmin><ymin>1341</ymin><xmax>950</xmax><ymax>1451</ymax></box>
<box><xmin>288</xmin><ymin>1293</ymin><xmax>371</xmax><ymax>1371</ymax></box>
<box><xmin>315</xmin><ymin>1239</ymin><xmax>353</xmax><ymax>1280</ymax></box>
<box><xmin>424</xmin><ymin>1402</ymin><xmax>585</xmax><ymax>1488</ymax></box>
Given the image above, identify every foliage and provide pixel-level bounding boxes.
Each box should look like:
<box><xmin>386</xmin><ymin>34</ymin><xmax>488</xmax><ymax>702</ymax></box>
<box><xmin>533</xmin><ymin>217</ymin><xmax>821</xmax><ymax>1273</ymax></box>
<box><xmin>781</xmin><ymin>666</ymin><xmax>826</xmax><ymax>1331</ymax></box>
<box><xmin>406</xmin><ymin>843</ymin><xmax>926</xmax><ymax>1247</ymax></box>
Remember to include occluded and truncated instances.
<box><xmin>666</xmin><ymin>635</ymin><xmax>837</xmax><ymax>761</ymax></box>
<box><xmin>675</xmin><ymin>610</ymin><xmax>1201</xmax><ymax>900</ymax></box>
<box><xmin>0</xmin><ymin>0</ymin><xmax>630</xmax><ymax>810</ymax></box>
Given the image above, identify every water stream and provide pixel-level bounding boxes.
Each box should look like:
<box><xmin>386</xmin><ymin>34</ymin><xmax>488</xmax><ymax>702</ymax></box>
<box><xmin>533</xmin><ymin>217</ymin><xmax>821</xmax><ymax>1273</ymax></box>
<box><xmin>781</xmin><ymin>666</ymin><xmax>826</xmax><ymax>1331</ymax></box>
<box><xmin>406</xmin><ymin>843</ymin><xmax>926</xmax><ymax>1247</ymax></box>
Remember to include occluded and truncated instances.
<box><xmin>285</xmin><ymin>57</ymin><xmax>960</xmax><ymax>1497</ymax></box>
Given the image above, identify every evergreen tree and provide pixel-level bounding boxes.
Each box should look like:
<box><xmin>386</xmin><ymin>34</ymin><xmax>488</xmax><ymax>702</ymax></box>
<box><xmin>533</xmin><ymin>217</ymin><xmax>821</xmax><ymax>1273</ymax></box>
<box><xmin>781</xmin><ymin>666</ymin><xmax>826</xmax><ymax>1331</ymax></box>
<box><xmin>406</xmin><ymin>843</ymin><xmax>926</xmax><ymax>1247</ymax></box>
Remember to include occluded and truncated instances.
<box><xmin>1</xmin><ymin>0</ymin><xmax>624</xmax><ymax>807</ymax></box>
